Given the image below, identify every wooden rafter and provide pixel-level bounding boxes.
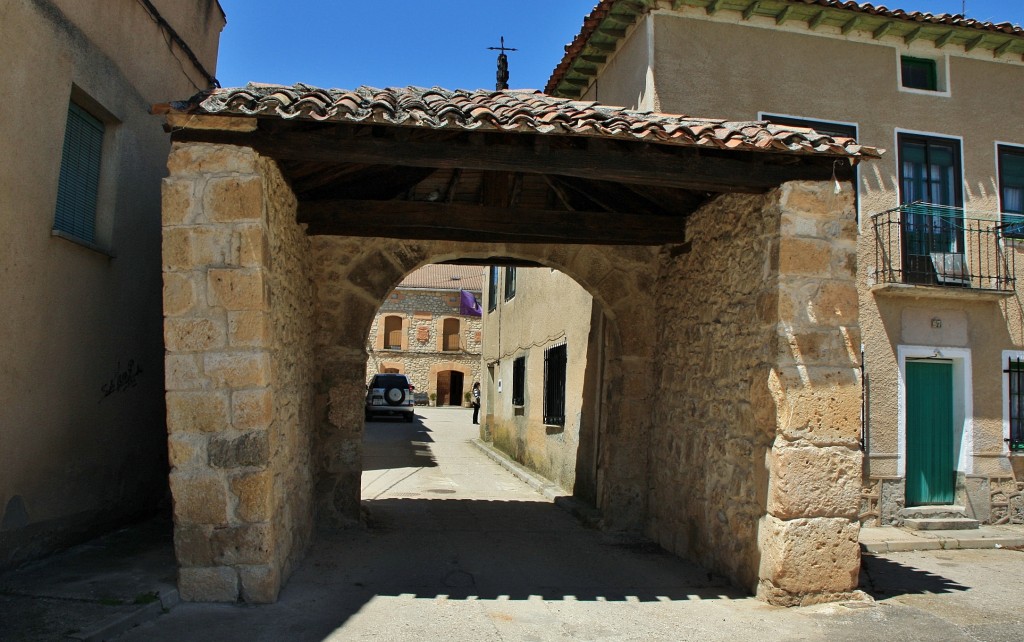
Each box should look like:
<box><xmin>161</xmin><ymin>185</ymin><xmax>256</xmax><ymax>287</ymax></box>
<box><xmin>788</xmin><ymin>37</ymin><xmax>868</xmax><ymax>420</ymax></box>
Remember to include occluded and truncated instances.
<box><xmin>935</xmin><ymin>29</ymin><xmax>956</xmax><ymax>48</ymax></box>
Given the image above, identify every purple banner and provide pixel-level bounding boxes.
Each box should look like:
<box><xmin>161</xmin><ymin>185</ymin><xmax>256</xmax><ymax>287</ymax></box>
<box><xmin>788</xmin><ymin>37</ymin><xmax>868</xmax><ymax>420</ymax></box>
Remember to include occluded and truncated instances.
<box><xmin>460</xmin><ymin>290</ymin><xmax>482</xmax><ymax>317</ymax></box>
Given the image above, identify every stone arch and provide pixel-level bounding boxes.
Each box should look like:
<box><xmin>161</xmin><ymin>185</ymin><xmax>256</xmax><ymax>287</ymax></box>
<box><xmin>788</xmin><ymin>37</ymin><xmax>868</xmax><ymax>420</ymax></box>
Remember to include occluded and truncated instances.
<box><xmin>312</xmin><ymin>239</ymin><xmax>653</xmax><ymax>534</ymax></box>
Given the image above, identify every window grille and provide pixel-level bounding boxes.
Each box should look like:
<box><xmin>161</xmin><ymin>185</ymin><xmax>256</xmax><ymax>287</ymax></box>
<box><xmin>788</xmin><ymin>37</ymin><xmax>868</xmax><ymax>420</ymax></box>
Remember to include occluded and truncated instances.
<box><xmin>54</xmin><ymin>102</ymin><xmax>104</xmax><ymax>243</ymax></box>
<box><xmin>1008</xmin><ymin>357</ymin><xmax>1024</xmax><ymax>452</ymax></box>
<box><xmin>543</xmin><ymin>343</ymin><xmax>566</xmax><ymax>426</ymax></box>
<box><xmin>512</xmin><ymin>356</ymin><xmax>525</xmax><ymax>406</ymax></box>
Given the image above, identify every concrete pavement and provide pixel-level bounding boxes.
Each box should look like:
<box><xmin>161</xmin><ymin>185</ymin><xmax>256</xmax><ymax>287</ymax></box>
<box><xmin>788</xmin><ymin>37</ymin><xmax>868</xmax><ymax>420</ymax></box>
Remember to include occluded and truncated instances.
<box><xmin>2</xmin><ymin>406</ymin><xmax>1024</xmax><ymax>640</ymax></box>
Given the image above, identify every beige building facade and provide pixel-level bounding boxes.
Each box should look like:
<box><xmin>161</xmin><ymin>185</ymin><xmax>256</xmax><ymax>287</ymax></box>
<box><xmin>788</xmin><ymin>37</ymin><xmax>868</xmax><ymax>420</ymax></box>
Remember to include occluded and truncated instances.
<box><xmin>547</xmin><ymin>0</ymin><xmax>1024</xmax><ymax>524</ymax></box>
<box><xmin>0</xmin><ymin>0</ymin><xmax>224</xmax><ymax>568</ymax></box>
<box><xmin>481</xmin><ymin>267</ymin><xmax>603</xmax><ymax>499</ymax></box>
<box><xmin>365</xmin><ymin>263</ymin><xmax>483</xmax><ymax>406</ymax></box>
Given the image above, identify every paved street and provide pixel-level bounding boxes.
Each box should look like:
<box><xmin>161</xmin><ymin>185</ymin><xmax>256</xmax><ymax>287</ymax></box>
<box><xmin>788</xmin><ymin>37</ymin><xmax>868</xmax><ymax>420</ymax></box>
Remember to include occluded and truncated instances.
<box><xmin>7</xmin><ymin>406</ymin><xmax>1022</xmax><ymax>641</ymax></box>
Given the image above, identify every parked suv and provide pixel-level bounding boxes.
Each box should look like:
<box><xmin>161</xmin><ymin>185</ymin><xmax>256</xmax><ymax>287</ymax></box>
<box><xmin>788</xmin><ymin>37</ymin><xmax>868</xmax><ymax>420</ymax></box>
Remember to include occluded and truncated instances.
<box><xmin>364</xmin><ymin>374</ymin><xmax>416</xmax><ymax>422</ymax></box>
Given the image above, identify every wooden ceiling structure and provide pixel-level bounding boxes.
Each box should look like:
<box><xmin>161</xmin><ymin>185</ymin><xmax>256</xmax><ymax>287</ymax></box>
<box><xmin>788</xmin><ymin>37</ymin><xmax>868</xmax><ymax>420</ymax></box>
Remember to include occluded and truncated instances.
<box><xmin>161</xmin><ymin>85</ymin><xmax>879</xmax><ymax>247</ymax></box>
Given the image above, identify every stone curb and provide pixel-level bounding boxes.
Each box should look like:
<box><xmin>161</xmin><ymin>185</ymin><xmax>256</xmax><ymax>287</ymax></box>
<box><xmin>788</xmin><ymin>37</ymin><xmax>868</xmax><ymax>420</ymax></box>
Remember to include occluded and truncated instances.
<box><xmin>470</xmin><ymin>439</ymin><xmax>603</xmax><ymax>527</ymax></box>
<box><xmin>67</xmin><ymin>587</ymin><xmax>179</xmax><ymax>642</ymax></box>
<box><xmin>860</xmin><ymin>527</ymin><xmax>1024</xmax><ymax>554</ymax></box>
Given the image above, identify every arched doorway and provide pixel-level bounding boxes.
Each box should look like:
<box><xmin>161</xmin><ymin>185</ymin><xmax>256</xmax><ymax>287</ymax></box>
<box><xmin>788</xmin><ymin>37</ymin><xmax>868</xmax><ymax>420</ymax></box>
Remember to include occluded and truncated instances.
<box><xmin>435</xmin><ymin>370</ymin><xmax>464</xmax><ymax>406</ymax></box>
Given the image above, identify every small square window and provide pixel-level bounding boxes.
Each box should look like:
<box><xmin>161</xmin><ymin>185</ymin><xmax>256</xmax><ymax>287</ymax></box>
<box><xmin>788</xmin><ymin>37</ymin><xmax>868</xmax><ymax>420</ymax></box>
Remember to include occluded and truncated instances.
<box><xmin>901</xmin><ymin>56</ymin><xmax>939</xmax><ymax>91</ymax></box>
<box><xmin>54</xmin><ymin>102</ymin><xmax>104</xmax><ymax>244</ymax></box>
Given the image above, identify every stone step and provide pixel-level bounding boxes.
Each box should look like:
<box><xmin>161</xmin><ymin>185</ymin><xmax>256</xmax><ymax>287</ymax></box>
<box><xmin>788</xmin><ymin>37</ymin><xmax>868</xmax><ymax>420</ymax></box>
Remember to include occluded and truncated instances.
<box><xmin>903</xmin><ymin>517</ymin><xmax>980</xmax><ymax>531</ymax></box>
<box><xmin>899</xmin><ymin>505</ymin><xmax>969</xmax><ymax>520</ymax></box>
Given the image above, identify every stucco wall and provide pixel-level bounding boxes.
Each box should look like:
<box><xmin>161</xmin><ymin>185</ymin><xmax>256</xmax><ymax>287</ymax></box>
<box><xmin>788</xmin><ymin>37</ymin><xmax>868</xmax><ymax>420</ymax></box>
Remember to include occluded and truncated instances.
<box><xmin>0</xmin><ymin>0</ymin><xmax>223</xmax><ymax>569</ymax></box>
<box><xmin>481</xmin><ymin>267</ymin><xmax>599</xmax><ymax>494</ymax></box>
<box><xmin>584</xmin><ymin>6</ymin><xmax>1024</xmax><ymax>524</ymax></box>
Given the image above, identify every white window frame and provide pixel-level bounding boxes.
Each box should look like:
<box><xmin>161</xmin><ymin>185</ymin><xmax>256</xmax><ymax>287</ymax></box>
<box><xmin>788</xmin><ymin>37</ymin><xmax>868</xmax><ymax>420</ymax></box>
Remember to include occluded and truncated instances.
<box><xmin>896</xmin><ymin>345</ymin><xmax>973</xmax><ymax>477</ymax></box>
<box><xmin>896</xmin><ymin>50</ymin><xmax>951</xmax><ymax>98</ymax></box>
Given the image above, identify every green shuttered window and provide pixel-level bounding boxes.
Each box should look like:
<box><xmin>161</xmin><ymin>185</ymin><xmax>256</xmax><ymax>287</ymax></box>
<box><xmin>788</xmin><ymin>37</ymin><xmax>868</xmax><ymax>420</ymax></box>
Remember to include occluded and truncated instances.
<box><xmin>54</xmin><ymin>102</ymin><xmax>104</xmax><ymax>244</ymax></box>
<box><xmin>999</xmin><ymin>146</ymin><xmax>1024</xmax><ymax>238</ymax></box>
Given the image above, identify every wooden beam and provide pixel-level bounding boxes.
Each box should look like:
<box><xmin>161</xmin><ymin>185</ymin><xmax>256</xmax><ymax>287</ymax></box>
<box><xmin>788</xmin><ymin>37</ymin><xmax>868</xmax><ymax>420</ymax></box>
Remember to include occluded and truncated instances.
<box><xmin>742</xmin><ymin>1</ymin><xmax>761</xmax><ymax>21</ymax></box>
<box><xmin>173</xmin><ymin>126</ymin><xmax>847</xmax><ymax>193</ymax></box>
<box><xmin>994</xmin><ymin>39</ymin><xmax>1014</xmax><ymax>57</ymax></box>
<box><xmin>873</xmin><ymin>21</ymin><xmax>895</xmax><ymax>40</ymax></box>
<box><xmin>706</xmin><ymin>0</ymin><xmax>725</xmax><ymax>15</ymax></box>
<box><xmin>934</xmin><ymin>29</ymin><xmax>956</xmax><ymax>48</ymax></box>
<box><xmin>775</xmin><ymin>5</ymin><xmax>793</xmax><ymax>25</ymax></box>
<box><xmin>841</xmin><ymin>16</ymin><xmax>860</xmax><ymax>35</ymax></box>
<box><xmin>808</xmin><ymin>10</ymin><xmax>828</xmax><ymax>30</ymax></box>
<box><xmin>443</xmin><ymin>168</ymin><xmax>462</xmax><ymax>203</ymax></box>
<box><xmin>580</xmin><ymin>54</ymin><xmax>608</xmax><ymax>64</ymax></box>
<box><xmin>297</xmin><ymin>199</ymin><xmax>688</xmax><ymax>245</ymax></box>
<box><xmin>598</xmin><ymin>27</ymin><xmax>627</xmax><ymax>38</ymax></box>
<box><xmin>965</xmin><ymin>34</ymin><xmax>985</xmax><ymax>52</ymax></box>
<box><xmin>904</xmin><ymin>26</ymin><xmax>924</xmax><ymax>45</ymax></box>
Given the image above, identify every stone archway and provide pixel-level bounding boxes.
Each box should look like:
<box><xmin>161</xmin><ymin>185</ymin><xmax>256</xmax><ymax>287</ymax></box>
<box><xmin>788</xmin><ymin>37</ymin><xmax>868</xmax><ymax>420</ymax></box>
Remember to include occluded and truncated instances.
<box><xmin>160</xmin><ymin>86</ymin><xmax>872</xmax><ymax>606</ymax></box>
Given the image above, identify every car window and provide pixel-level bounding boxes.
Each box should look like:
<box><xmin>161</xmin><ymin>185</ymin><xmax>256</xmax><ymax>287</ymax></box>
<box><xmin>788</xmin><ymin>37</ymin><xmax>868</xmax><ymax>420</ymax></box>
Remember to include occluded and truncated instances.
<box><xmin>372</xmin><ymin>375</ymin><xmax>409</xmax><ymax>388</ymax></box>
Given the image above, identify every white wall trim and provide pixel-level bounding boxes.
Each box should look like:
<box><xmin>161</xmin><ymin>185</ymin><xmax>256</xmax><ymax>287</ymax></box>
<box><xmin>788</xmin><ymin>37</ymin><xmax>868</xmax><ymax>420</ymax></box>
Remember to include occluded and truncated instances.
<box><xmin>895</xmin><ymin>49</ymin><xmax>952</xmax><ymax>98</ymax></box>
<box><xmin>897</xmin><ymin>345</ymin><xmax>973</xmax><ymax>477</ymax></box>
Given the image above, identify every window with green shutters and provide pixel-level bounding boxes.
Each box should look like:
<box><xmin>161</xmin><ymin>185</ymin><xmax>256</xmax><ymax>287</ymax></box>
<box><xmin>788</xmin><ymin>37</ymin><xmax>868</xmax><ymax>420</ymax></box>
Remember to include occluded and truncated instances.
<box><xmin>54</xmin><ymin>102</ymin><xmax>104</xmax><ymax>244</ymax></box>
<box><xmin>901</xmin><ymin>56</ymin><xmax>939</xmax><ymax>92</ymax></box>
<box><xmin>999</xmin><ymin>145</ymin><xmax>1024</xmax><ymax>238</ymax></box>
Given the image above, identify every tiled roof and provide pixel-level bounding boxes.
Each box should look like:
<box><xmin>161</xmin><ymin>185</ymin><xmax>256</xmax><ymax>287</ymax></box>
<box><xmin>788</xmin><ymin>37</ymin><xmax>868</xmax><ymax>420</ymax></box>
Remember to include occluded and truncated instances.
<box><xmin>168</xmin><ymin>84</ymin><xmax>881</xmax><ymax>159</ymax></box>
<box><xmin>547</xmin><ymin>1</ymin><xmax>1024</xmax><ymax>95</ymax></box>
<box><xmin>398</xmin><ymin>264</ymin><xmax>484</xmax><ymax>291</ymax></box>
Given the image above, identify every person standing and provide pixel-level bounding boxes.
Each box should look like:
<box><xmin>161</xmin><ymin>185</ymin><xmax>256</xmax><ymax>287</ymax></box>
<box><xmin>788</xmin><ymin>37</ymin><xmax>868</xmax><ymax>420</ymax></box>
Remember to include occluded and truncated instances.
<box><xmin>471</xmin><ymin>382</ymin><xmax>481</xmax><ymax>424</ymax></box>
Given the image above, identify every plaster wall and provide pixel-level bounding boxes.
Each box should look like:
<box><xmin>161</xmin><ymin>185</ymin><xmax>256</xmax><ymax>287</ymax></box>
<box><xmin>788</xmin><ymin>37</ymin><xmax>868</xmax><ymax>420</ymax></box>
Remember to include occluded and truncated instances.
<box><xmin>481</xmin><ymin>267</ymin><xmax>599</xmax><ymax>494</ymax></box>
<box><xmin>0</xmin><ymin>0</ymin><xmax>224</xmax><ymax>568</ymax></box>
<box><xmin>582</xmin><ymin>6</ymin><xmax>1024</xmax><ymax>523</ymax></box>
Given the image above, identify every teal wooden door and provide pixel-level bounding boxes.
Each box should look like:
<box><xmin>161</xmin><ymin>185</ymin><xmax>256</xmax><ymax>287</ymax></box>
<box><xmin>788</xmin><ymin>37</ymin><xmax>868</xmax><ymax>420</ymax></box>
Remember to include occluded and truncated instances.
<box><xmin>906</xmin><ymin>361</ymin><xmax>955</xmax><ymax>505</ymax></box>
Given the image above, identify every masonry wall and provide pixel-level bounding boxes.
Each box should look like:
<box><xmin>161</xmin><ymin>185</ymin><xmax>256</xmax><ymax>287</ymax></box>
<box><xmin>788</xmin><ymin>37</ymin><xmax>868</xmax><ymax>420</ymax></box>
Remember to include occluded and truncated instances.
<box><xmin>0</xmin><ymin>0</ymin><xmax>223</xmax><ymax>569</ymax></box>
<box><xmin>163</xmin><ymin>144</ymin><xmax>317</xmax><ymax>602</ymax></box>
<box><xmin>650</xmin><ymin>183</ymin><xmax>863</xmax><ymax>605</ymax></box>
<box><xmin>365</xmin><ymin>289</ymin><xmax>483</xmax><ymax>399</ymax></box>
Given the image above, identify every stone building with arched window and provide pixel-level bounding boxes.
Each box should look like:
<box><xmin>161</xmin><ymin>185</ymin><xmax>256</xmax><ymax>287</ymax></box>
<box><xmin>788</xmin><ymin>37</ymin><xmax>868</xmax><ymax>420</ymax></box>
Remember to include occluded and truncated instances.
<box><xmin>366</xmin><ymin>263</ymin><xmax>483</xmax><ymax>407</ymax></box>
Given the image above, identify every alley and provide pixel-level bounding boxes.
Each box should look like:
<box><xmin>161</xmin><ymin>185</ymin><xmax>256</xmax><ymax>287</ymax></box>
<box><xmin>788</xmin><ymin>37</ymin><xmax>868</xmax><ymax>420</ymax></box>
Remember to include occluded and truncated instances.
<box><xmin>101</xmin><ymin>407</ymin><xmax>1024</xmax><ymax>641</ymax></box>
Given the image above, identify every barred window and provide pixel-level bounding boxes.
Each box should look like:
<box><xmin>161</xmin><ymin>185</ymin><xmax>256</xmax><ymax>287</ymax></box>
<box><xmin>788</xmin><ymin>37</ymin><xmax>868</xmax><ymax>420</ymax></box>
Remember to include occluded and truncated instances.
<box><xmin>512</xmin><ymin>356</ymin><xmax>525</xmax><ymax>406</ymax></box>
<box><xmin>543</xmin><ymin>343</ymin><xmax>566</xmax><ymax>426</ymax></box>
<box><xmin>1009</xmin><ymin>357</ymin><xmax>1024</xmax><ymax>452</ymax></box>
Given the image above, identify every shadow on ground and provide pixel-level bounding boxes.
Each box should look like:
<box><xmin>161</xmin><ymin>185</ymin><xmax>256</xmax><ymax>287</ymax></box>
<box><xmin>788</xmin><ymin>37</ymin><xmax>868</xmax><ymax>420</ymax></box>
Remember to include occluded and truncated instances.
<box><xmin>361</xmin><ymin>414</ymin><xmax>437</xmax><ymax>471</ymax></box>
<box><xmin>859</xmin><ymin>553</ymin><xmax>969</xmax><ymax>599</ymax></box>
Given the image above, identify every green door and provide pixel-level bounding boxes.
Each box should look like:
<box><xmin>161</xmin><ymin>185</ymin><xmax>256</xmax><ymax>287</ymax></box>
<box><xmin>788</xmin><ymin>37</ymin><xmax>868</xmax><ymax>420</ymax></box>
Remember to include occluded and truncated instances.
<box><xmin>906</xmin><ymin>360</ymin><xmax>955</xmax><ymax>505</ymax></box>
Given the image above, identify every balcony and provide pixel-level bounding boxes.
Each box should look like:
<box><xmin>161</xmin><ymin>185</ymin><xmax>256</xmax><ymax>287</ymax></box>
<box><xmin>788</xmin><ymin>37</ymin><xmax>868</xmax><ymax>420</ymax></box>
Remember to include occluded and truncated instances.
<box><xmin>872</xmin><ymin>203</ymin><xmax>1016</xmax><ymax>297</ymax></box>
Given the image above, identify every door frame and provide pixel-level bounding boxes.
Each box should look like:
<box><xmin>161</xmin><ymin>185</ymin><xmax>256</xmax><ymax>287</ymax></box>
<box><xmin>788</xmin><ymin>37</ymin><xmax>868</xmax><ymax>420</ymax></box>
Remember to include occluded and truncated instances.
<box><xmin>897</xmin><ymin>345</ymin><xmax>973</xmax><ymax>479</ymax></box>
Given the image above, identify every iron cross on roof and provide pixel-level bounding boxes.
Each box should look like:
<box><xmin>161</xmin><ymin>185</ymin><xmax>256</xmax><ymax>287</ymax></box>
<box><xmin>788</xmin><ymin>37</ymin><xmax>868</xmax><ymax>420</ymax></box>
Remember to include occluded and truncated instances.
<box><xmin>487</xmin><ymin>37</ymin><xmax>518</xmax><ymax>91</ymax></box>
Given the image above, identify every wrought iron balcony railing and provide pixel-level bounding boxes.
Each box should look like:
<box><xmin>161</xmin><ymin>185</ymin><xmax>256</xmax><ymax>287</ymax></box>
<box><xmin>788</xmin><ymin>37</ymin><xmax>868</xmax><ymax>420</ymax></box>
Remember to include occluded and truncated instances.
<box><xmin>872</xmin><ymin>203</ymin><xmax>1016</xmax><ymax>292</ymax></box>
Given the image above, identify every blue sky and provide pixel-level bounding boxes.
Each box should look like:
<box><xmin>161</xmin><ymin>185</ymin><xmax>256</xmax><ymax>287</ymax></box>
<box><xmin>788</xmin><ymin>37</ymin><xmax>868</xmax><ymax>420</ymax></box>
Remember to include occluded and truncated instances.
<box><xmin>214</xmin><ymin>1</ymin><xmax>1024</xmax><ymax>91</ymax></box>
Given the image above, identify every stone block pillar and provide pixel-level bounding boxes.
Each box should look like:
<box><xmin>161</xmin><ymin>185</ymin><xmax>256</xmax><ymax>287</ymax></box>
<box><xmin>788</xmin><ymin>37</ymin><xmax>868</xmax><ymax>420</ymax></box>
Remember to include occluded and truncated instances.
<box><xmin>756</xmin><ymin>181</ymin><xmax>864</xmax><ymax>606</ymax></box>
<box><xmin>162</xmin><ymin>142</ymin><xmax>315</xmax><ymax>603</ymax></box>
